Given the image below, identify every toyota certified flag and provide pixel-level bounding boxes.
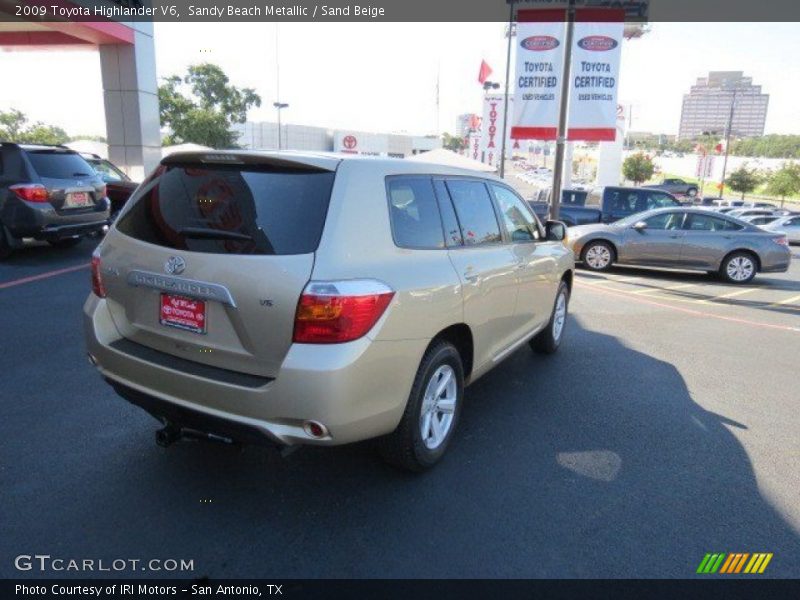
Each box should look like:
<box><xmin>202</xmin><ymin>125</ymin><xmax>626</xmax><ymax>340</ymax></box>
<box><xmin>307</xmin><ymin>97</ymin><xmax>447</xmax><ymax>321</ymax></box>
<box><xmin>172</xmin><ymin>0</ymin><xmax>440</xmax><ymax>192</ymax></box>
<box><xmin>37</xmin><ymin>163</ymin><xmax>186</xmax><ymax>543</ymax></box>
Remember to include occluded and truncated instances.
<box><xmin>478</xmin><ymin>60</ymin><xmax>493</xmax><ymax>85</ymax></box>
<box><xmin>510</xmin><ymin>9</ymin><xmax>567</xmax><ymax>140</ymax></box>
<box><xmin>567</xmin><ymin>9</ymin><xmax>625</xmax><ymax>141</ymax></box>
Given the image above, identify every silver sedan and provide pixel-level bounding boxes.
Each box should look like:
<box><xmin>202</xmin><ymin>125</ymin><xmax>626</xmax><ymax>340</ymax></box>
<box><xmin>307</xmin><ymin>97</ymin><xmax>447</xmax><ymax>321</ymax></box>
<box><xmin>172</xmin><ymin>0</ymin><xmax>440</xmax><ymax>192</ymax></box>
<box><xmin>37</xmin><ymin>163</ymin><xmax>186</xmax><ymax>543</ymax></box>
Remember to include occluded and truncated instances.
<box><xmin>568</xmin><ymin>208</ymin><xmax>792</xmax><ymax>284</ymax></box>
<box><xmin>761</xmin><ymin>214</ymin><xmax>800</xmax><ymax>244</ymax></box>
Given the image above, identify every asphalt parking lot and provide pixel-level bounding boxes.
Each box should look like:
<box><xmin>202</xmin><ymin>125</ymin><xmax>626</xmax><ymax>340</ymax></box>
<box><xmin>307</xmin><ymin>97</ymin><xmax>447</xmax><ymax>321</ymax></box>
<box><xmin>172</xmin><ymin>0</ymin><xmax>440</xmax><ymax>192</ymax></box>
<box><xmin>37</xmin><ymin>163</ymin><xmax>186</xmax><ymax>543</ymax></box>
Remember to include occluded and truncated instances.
<box><xmin>2</xmin><ymin>239</ymin><xmax>799</xmax><ymax>579</ymax></box>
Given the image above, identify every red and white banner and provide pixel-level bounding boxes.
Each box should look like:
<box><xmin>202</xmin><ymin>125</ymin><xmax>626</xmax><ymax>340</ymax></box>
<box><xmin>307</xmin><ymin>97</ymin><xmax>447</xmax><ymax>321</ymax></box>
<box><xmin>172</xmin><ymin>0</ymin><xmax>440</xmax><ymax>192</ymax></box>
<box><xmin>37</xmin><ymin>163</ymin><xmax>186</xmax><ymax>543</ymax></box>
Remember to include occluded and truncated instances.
<box><xmin>480</xmin><ymin>94</ymin><xmax>505</xmax><ymax>167</ymax></box>
<box><xmin>468</xmin><ymin>132</ymin><xmax>482</xmax><ymax>161</ymax></box>
<box><xmin>567</xmin><ymin>9</ymin><xmax>624</xmax><ymax>141</ymax></box>
<box><xmin>511</xmin><ymin>9</ymin><xmax>567</xmax><ymax>141</ymax></box>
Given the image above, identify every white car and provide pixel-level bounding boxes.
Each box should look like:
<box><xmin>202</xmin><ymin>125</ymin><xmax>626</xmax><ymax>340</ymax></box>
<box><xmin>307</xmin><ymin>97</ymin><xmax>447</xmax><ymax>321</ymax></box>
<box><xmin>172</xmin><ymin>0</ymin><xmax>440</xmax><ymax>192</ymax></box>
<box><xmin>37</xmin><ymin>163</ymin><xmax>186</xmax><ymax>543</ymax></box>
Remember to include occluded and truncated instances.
<box><xmin>762</xmin><ymin>214</ymin><xmax>800</xmax><ymax>244</ymax></box>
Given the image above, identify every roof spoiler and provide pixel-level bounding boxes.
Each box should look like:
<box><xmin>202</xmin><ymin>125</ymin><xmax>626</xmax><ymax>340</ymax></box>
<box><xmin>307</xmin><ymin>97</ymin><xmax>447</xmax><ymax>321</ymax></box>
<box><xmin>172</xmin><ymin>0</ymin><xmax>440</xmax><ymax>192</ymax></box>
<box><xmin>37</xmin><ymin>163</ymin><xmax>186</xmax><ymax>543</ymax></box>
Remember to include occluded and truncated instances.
<box><xmin>161</xmin><ymin>151</ymin><xmax>340</xmax><ymax>172</ymax></box>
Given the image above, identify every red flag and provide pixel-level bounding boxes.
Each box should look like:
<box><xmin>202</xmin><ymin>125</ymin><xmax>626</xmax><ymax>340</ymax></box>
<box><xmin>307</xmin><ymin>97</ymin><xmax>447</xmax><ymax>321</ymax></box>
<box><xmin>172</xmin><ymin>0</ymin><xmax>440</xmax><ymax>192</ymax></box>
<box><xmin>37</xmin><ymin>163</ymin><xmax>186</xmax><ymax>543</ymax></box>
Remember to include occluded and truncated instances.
<box><xmin>478</xmin><ymin>60</ymin><xmax>493</xmax><ymax>85</ymax></box>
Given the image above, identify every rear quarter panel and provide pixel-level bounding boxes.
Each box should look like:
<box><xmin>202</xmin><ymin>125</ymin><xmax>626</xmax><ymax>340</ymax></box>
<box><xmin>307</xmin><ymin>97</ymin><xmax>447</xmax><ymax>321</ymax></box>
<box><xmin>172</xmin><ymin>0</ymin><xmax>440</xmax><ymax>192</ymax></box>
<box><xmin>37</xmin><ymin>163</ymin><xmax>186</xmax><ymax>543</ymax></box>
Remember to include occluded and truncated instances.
<box><xmin>311</xmin><ymin>160</ymin><xmax>465</xmax><ymax>344</ymax></box>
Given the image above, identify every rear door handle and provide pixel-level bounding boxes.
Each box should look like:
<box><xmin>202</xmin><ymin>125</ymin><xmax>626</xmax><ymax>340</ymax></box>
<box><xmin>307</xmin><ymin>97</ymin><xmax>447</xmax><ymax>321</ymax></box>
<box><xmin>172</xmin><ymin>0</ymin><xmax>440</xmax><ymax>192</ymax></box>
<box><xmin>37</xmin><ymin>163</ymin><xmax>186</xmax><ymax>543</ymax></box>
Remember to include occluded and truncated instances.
<box><xmin>463</xmin><ymin>267</ymin><xmax>479</xmax><ymax>283</ymax></box>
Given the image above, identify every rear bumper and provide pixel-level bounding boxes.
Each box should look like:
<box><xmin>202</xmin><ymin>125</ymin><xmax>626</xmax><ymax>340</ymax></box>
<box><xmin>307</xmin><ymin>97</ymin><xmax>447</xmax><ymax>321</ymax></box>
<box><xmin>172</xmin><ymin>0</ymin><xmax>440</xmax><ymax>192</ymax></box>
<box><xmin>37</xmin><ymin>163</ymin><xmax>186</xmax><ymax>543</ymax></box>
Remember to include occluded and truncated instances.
<box><xmin>759</xmin><ymin>247</ymin><xmax>792</xmax><ymax>273</ymax></box>
<box><xmin>83</xmin><ymin>294</ymin><xmax>427</xmax><ymax>446</ymax></box>
<box><xmin>2</xmin><ymin>196</ymin><xmax>110</xmax><ymax>240</ymax></box>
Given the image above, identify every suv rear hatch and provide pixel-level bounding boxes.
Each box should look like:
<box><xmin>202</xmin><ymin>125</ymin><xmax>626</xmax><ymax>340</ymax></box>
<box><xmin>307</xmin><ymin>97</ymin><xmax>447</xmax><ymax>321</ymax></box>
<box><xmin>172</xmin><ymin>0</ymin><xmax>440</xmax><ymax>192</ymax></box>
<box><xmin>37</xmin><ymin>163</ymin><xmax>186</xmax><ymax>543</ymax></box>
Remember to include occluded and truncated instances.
<box><xmin>102</xmin><ymin>152</ymin><xmax>339</xmax><ymax>379</ymax></box>
<box><xmin>24</xmin><ymin>149</ymin><xmax>106</xmax><ymax>210</ymax></box>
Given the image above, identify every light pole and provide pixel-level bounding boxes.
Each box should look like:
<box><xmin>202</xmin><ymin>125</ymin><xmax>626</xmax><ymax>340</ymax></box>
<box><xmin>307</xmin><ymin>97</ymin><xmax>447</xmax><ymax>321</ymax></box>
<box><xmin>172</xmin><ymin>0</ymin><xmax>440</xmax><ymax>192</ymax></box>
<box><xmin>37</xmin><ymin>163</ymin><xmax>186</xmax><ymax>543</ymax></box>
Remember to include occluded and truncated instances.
<box><xmin>273</xmin><ymin>102</ymin><xmax>288</xmax><ymax>150</ymax></box>
<box><xmin>718</xmin><ymin>89</ymin><xmax>737</xmax><ymax>198</ymax></box>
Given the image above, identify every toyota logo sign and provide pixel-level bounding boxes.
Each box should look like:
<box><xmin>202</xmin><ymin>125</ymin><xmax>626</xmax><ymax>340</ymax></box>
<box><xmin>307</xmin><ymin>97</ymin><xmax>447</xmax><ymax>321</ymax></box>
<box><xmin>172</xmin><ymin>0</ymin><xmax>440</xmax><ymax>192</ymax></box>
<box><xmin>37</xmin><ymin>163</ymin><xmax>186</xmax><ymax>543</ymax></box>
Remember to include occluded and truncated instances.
<box><xmin>343</xmin><ymin>135</ymin><xmax>357</xmax><ymax>150</ymax></box>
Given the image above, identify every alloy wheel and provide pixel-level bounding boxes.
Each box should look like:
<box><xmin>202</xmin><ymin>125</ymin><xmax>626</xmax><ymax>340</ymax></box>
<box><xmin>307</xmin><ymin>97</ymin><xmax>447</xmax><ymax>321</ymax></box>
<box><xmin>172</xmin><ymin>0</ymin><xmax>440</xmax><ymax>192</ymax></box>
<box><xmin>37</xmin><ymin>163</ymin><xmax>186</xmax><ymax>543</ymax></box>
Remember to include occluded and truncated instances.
<box><xmin>726</xmin><ymin>256</ymin><xmax>754</xmax><ymax>282</ymax></box>
<box><xmin>585</xmin><ymin>244</ymin><xmax>611</xmax><ymax>270</ymax></box>
<box><xmin>419</xmin><ymin>364</ymin><xmax>457</xmax><ymax>450</ymax></box>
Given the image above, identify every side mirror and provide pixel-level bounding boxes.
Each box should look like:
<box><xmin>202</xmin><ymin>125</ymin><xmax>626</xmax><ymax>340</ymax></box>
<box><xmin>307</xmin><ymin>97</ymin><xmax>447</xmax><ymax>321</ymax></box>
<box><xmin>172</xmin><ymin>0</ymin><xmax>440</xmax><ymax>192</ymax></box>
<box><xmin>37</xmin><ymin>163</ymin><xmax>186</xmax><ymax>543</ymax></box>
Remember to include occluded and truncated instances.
<box><xmin>545</xmin><ymin>220</ymin><xmax>567</xmax><ymax>242</ymax></box>
<box><xmin>632</xmin><ymin>221</ymin><xmax>648</xmax><ymax>231</ymax></box>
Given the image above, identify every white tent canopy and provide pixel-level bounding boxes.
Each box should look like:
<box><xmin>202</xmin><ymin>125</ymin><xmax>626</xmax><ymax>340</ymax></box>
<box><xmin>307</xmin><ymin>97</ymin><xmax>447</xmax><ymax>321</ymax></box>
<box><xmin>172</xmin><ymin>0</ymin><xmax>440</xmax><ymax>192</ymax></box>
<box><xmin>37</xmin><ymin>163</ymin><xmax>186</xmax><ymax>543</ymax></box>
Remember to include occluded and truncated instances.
<box><xmin>161</xmin><ymin>143</ymin><xmax>213</xmax><ymax>157</ymax></box>
<box><xmin>406</xmin><ymin>148</ymin><xmax>496</xmax><ymax>173</ymax></box>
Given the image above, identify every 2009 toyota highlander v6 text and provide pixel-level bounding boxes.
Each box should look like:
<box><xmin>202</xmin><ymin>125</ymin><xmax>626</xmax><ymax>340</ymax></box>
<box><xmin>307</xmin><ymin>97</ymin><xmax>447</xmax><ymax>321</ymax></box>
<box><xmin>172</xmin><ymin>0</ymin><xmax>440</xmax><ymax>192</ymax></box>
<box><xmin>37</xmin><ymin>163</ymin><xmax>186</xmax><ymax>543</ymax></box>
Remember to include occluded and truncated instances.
<box><xmin>83</xmin><ymin>151</ymin><xmax>574</xmax><ymax>470</ymax></box>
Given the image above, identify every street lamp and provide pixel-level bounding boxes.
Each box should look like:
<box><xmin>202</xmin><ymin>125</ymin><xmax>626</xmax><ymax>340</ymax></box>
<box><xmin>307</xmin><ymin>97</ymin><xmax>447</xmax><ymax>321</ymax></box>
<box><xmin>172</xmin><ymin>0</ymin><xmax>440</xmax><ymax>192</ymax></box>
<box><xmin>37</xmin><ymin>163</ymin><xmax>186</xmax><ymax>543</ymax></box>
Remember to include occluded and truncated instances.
<box><xmin>273</xmin><ymin>102</ymin><xmax>289</xmax><ymax>150</ymax></box>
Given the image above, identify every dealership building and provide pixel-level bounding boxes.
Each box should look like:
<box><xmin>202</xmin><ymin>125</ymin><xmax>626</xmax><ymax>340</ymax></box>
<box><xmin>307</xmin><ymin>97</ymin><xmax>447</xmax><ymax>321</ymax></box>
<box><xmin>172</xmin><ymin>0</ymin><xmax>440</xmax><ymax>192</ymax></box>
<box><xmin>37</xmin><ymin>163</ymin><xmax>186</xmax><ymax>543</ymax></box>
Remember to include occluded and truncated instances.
<box><xmin>0</xmin><ymin>6</ymin><xmax>160</xmax><ymax>180</ymax></box>
<box><xmin>233</xmin><ymin>122</ymin><xmax>441</xmax><ymax>157</ymax></box>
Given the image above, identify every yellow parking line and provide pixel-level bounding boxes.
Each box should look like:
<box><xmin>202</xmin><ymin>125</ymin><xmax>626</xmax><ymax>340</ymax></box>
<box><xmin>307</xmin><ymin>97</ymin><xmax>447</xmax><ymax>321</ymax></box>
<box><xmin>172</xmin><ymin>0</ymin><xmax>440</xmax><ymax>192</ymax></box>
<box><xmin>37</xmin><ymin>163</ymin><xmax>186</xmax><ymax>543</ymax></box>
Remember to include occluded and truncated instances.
<box><xmin>700</xmin><ymin>288</ymin><xmax>759</xmax><ymax>304</ymax></box>
<box><xmin>633</xmin><ymin>283</ymin><xmax>696</xmax><ymax>295</ymax></box>
<box><xmin>768</xmin><ymin>293</ymin><xmax>800</xmax><ymax>309</ymax></box>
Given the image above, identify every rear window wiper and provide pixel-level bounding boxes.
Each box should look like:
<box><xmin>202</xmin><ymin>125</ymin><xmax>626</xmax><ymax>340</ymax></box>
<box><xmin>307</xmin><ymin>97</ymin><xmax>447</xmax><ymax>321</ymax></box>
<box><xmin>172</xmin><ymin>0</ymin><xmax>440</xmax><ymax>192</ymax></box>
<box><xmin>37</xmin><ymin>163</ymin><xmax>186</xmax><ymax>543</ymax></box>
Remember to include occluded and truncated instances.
<box><xmin>73</xmin><ymin>172</ymin><xmax>92</xmax><ymax>177</ymax></box>
<box><xmin>178</xmin><ymin>227</ymin><xmax>253</xmax><ymax>241</ymax></box>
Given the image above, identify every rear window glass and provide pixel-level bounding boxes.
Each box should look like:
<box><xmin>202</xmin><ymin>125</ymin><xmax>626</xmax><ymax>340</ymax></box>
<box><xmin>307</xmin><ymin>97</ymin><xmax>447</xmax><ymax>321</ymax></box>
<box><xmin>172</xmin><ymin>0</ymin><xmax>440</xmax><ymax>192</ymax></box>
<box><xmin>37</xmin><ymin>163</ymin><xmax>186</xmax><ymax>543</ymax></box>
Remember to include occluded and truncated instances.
<box><xmin>26</xmin><ymin>151</ymin><xmax>95</xmax><ymax>179</ymax></box>
<box><xmin>386</xmin><ymin>177</ymin><xmax>444</xmax><ymax>249</ymax></box>
<box><xmin>116</xmin><ymin>165</ymin><xmax>334</xmax><ymax>255</ymax></box>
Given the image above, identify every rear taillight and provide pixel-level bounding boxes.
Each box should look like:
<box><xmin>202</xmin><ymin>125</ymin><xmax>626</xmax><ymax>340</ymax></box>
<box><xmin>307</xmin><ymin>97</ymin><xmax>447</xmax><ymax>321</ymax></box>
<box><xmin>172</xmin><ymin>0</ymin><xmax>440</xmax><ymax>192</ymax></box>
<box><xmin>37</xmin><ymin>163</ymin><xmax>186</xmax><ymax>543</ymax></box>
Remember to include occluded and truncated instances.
<box><xmin>91</xmin><ymin>250</ymin><xmax>106</xmax><ymax>298</ymax></box>
<box><xmin>773</xmin><ymin>236</ymin><xmax>789</xmax><ymax>246</ymax></box>
<box><xmin>293</xmin><ymin>280</ymin><xmax>395</xmax><ymax>344</ymax></box>
<box><xmin>97</xmin><ymin>184</ymin><xmax>107</xmax><ymax>199</ymax></box>
<box><xmin>10</xmin><ymin>183</ymin><xmax>49</xmax><ymax>203</ymax></box>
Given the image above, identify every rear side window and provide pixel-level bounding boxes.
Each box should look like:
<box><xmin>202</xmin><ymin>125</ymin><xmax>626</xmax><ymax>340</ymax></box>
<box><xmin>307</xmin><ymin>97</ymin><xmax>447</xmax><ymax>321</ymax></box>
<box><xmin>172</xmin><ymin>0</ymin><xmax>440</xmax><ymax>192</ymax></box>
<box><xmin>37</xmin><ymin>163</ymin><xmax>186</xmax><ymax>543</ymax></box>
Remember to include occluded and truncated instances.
<box><xmin>25</xmin><ymin>151</ymin><xmax>95</xmax><ymax>179</ymax></box>
<box><xmin>683</xmin><ymin>214</ymin><xmax>741</xmax><ymax>231</ymax></box>
<box><xmin>386</xmin><ymin>177</ymin><xmax>444</xmax><ymax>249</ymax></box>
<box><xmin>116</xmin><ymin>165</ymin><xmax>334</xmax><ymax>255</ymax></box>
<box><xmin>445</xmin><ymin>180</ymin><xmax>502</xmax><ymax>246</ymax></box>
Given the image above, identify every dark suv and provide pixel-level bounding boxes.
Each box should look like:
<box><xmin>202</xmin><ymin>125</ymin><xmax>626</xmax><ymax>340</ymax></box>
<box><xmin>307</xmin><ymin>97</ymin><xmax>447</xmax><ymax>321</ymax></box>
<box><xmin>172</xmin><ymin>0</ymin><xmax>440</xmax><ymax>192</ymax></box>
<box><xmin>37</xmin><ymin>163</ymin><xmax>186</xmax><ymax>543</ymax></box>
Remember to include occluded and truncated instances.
<box><xmin>80</xmin><ymin>153</ymin><xmax>139</xmax><ymax>217</ymax></box>
<box><xmin>0</xmin><ymin>143</ymin><xmax>110</xmax><ymax>258</ymax></box>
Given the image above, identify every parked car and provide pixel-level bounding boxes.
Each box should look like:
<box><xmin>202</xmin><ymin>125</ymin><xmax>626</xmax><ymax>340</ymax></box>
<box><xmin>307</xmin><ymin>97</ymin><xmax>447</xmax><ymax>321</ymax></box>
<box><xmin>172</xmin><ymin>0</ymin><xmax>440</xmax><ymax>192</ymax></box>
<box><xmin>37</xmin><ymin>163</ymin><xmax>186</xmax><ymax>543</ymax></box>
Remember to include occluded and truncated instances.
<box><xmin>741</xmin><ymin>215</ymin><xmax>781</xmax><ymax>227</ymax></box>
<box><xmin>529</xmin><ymin>185</ymin><xmax>682</xmax><ymax>226</ymax></box>
<box><xmin>84</xmin><ymin>151</ymin><xmax>575</xmax><ymax>471</ymax></box>
<box><xmin>80</xmin><ymin>153</ymin><xmax>139</xmax><ymax>217</ymax></box>
<box><xmin>762</xmin><ymin>214</ymin><xmax>800</xmax><ymax>244</ymax></box>
<box><xmin>0</xmin><ymin>143</ymin><xmax>110</xmax><ymax>258</ymax></box>
<box><xmin>567</xmin><ymin>207</ymin><xmax>790</xmax><ymax>284</ymax></box>
<box><xmin>727</xmin><ymin>208</ymin><xmax>778</xmax><ymax>219</ymax></box>
<box><xmin>645</xmin><ymin>177</ymin><xmax>699</xmax><ymax>198</ymax></box>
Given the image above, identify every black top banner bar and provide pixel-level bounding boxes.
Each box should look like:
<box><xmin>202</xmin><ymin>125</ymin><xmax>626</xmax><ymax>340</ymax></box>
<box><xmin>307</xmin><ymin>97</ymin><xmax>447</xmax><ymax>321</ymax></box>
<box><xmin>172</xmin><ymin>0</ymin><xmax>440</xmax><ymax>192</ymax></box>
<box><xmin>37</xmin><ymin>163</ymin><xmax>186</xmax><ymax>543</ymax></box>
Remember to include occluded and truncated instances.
<box><xmin>2</xmin><ymin>0</ymin><xmax>800</xmax><ymax>22</ymax></box>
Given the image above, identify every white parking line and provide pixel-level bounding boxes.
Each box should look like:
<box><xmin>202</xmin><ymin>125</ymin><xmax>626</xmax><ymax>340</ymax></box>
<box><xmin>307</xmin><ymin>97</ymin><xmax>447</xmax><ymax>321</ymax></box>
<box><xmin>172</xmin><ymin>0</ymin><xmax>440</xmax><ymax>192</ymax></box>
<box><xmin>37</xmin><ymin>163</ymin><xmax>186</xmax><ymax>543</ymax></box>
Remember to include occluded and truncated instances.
<box><xmin>699</xmin><ymin>288</ymin><xmax>759</xmax><ymax>304</ymax></box>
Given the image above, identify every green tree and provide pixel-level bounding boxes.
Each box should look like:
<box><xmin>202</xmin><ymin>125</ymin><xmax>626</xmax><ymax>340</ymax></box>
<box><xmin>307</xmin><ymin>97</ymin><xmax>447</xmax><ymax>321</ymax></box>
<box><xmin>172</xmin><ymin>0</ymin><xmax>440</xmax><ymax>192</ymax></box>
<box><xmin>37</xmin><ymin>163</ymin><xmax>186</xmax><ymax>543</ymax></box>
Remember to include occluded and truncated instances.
<box><xmin>158</xmin><ymin>63</ymin><xmax>261</xmax><ymax>148</ymax></box>
<box><xmin>765</xmin><ymin>163</ymin><xmax>800</xmax><ymax>207</ymax></box>
<box><xmin>725</xmin><ymin>164</ymin><xmax>761</xmax><ymax>200</ymax></box>
<box><xmin>442</xmin><ymin>132</ymin><xmax>466</xmax><ymax>152</ymax></box>
<box><xmin>0</xmin><ymin>108</ymin><xmax>69</xmax><ymax>145</ymax></box>
<box><xmin>622</xmin><ymin>152</ymin><xmax>655</xmax><ymax>185</ymax></box>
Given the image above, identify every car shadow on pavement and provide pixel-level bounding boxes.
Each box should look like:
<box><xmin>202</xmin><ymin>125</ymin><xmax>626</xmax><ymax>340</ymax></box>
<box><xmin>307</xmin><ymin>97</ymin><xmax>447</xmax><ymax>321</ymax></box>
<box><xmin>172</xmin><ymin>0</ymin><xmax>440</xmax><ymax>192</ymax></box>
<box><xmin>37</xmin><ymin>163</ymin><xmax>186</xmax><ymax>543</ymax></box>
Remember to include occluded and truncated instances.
<box><xmin>3</xmin><ymin>318</ymin><xmax>799</xmax><ymax>579</ymax></box>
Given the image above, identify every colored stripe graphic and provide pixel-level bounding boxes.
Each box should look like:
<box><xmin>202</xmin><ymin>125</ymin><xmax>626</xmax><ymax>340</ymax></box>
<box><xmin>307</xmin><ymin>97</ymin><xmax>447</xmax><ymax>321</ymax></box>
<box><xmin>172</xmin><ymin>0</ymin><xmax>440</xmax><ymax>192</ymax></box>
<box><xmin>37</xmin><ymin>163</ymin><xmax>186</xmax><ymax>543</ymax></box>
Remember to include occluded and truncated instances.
<box><xmin>699</xmin><ymin>553</ymin><xmax>773</xmax><ymax>574</ymax></box>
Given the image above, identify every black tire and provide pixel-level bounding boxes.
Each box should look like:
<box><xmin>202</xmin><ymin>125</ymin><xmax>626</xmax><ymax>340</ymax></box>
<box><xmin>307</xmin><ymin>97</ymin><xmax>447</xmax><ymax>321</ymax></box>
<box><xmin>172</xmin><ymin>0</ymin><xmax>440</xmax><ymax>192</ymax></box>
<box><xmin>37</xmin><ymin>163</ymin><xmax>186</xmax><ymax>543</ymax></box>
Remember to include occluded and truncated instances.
<box><xmin>719</xmin><ymin>251</ymin><xmax>757</xmax><ymax>284</ymax></box>
<box><xmin>0</xmin><ymin>226</ymin><xmax>12</xmax><ymax>260</ymax></box>
<box><xmin>687</xmin><ymin>187</ymin><xmax>698</xmax><ymax>197</ymax></box>
<box><xmin>532</xmin><ymin>280</ymin><xmax>570</xmax><ymax>354</ymax></box>
<box><xmin>580</xmin><ymin>240</ymin><xmax>615</xmax><ymax>271</ymax></box>
<box><xmin>378</xmin><ymin>341</ymin><xmax>464</xmax><ymax>472</ymax></box>
<box><xmin>47</xmin><ymin>237</ymin><xmax>82</xmax><ymax>249</ymax></box>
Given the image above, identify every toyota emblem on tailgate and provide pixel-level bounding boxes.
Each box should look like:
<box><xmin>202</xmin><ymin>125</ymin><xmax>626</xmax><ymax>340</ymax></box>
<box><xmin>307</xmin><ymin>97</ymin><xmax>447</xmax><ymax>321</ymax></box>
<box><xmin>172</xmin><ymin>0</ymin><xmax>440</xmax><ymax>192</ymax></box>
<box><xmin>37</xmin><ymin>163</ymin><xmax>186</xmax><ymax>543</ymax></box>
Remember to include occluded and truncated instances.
<box><xmin>164</xmin><ymin>256</ymin><xmax>186</xmax><ymax>275</ymax></box>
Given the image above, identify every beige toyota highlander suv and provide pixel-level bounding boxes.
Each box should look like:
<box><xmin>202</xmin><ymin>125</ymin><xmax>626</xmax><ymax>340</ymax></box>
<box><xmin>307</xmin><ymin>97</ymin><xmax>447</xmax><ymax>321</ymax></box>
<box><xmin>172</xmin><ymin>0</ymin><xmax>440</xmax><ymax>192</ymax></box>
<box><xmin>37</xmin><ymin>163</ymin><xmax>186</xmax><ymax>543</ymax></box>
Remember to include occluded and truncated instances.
<box><xmin>84</xmin><ymin>151</ymin><xmax>574</xmax><ymax>470</ymax></box>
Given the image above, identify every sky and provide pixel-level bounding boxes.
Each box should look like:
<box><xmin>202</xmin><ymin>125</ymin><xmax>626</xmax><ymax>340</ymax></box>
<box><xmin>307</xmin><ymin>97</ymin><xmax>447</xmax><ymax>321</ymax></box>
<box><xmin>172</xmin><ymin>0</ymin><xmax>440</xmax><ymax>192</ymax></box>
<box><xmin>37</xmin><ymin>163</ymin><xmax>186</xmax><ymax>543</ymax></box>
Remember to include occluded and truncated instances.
<box><xmin>1</xmin><ymin>22</ymin><xmax>798</xmax><ymax>139</ymax></box>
